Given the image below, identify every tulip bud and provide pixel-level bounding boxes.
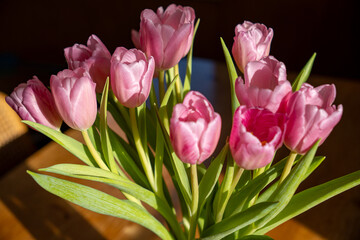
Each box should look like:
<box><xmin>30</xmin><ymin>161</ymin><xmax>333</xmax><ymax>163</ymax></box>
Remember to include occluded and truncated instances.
<box><xmin>170</xmin><ymin>91</ymin><xmax>221</xmax><ymax>164</ymax></box>
<box><xmin>50</xmin><ymin>68</ymin><xmax>97</xmax><ymax>130</ymax></box>
<box><xmin>235</xmin><ymin>56</ymin><xmax>292</xmax><ymax>113</ymax></box>
<box><xmin>133</xmin><ymin>4</ymin><xmax>195</xmax><ymax>70</ymax></box>
<box><xmin>229</xmin><ymin>106</ymin><xmax>286</xmax><ymax>170</ymax></box>
<box><xmin>284</xmin><ymin>83</ymin><xmax>343</xmax><ymax>154</ymax></box>
<box><xmin>64</xmin><ymin>34</ymin><xmax>111</xmax><ymax>93</ymax></box>
<box><xmin>5</xmin><ymin>76</ymin><xmax>62</xmax><ymax>130</ymax></box>
<box><xmin>232</xmin><ymin>21</ymin><xmax>273</xmax><ymax>73</ymax></box>
<box><xmin>110</xmin><ymin>47</ymin><xmax>155</xmax><ymax>108</ymax></box>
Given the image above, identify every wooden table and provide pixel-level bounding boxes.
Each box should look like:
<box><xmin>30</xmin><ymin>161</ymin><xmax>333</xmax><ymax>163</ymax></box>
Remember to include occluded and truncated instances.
<box><xmin>1</xmin><ymin>63</ymin><xmax>360</xmax><ymax>239</ymax></box>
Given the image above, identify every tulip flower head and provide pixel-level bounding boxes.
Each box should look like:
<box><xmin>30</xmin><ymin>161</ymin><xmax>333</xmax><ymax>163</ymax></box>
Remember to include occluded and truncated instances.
<box><xmin>229</xmin><ymin>106</ymin><xmax>286</xmax><ymax>170</ymax></box>
<box><xmin>235</xmin><ymin>56</ymin><xmax>292</xmax><ymax>113</ymax></box>
<box><xmin>110</xmin><ymin>47</ymin><xmax>155</xmax><ymax>108</ymax></box>
<box><xmin>170</xmin><ymin>91</ymin><xmax>221</xmax><ymax>165</ymax></box>
<box><xmin>50</xmin><ymin>68</ymin><xmax>97</xmax><ymax>131</ymax></box>
<box><xmin>232</xmin><ymin>21</ymin><xmax>273</xmax><ymax>73</ymax></box>
<box><xmin>64</xmin><ymin>34</ymin><xmax>111</xmax><ymax>92</ymax></box>
<box><xmin>284</xmin><ymin>83</ymin><xmax>343</xmax><ymax>154</ymax></box>
<box><xmin>132</xmin><ymin>4</ymin><xmax>195</xmax><ymax>70</ymax></box>
<box><xmin>6</xmin><ymin>76</ymin><xmax>62</xmax><ymax>130</ymax></box>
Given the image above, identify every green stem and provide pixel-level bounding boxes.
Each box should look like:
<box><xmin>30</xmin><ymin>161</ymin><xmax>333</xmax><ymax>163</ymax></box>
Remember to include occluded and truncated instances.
<box><xmin>159</xmin><ymin>70</ymin><xmax>165</xmax><ymax>103</ymax></box>
<box><xmin>174</xmin><ymin>64</ymin><xmax>182</xmax><ymax>102</ymax></box>
<box><xmin>81</xmin><ymin>130</ymin><xmax>109</xmax><ymax>171</ymax></box>
<box><xmin>215</xmin><ymin>166</ymin><xmax>244</xmax><ymax>222</ymax></box>
<box><xmin>129</xmin><ymin>108</ymin><xmax>156</xmax><ymax>190</ymax></box>
<box><xmin>279</xmin><ymin>151</ymin><xmax>297</xmax><ymax>185</ymax></box>
<box><xmin>188</xmin><ymin>164</ymin><xmax>199</xmax><ymax>240</ymax></box>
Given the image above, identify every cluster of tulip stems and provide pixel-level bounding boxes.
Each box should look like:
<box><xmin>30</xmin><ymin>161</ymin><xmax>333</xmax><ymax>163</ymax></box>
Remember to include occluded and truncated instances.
<box><xmin>6</xmin><ymin>4</ymin><xmax>360</xmax><ymax>240</ymax></box>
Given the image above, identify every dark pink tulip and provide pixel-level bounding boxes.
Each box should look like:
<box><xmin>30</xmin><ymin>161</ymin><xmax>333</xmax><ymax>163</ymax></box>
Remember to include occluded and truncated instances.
<box><xmin>235</xmin><ymin>56</ymin><xmax>292</xmax><ymax>113</ymax></box>
<box><xmin>284</xmin><ymin>83</ymin><xmax>343</xmax><ymax>154</ymax></box>
<box><xmin>64</xmin><ymin>34</ymin><xmax>111</xmax><ymax>93</ymax></box>
<box><xmin>50</xmin><ymin>68</ymin><xmax>97</xmax><ymax>131</ymax></box>
<box><xmin>133</xmin><ymin>4</ymin><xmax>195</xmax><ymax>70</ymax></box>
<box><xmin>232</xmin><ymin>21</ymin><xmax>273</xmax><ymax>73</ymax></box>
<box><xmin>170</xmin><ymin>91</ymin><xmax>221</xmax><ymax>165</ymax></box>
<box><xmin>6</xmin><ymin>76</ymin><xmax>62</xmax><ymax>130</ymax></box>
<box><xmin>229</xmin><ymin>106</ymin><xmax>286</xmax><ymax>170</ymax></box>
<box><xmin>110</xmin><ymin>47</ymin><xmax>155</xmax><ymax>108</ymax></box>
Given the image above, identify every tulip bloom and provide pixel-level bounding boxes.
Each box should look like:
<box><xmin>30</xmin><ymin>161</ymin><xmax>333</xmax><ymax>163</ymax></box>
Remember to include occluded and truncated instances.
<box><xmin>284</xmin><ymin>83</ymin><xmax>343</xmax><ymax>154</ymax></box>
<box><xmin>50</xmin><ymin>68</ymin><xmax>97</xmax><ymax>130</ymax></box>
<box><xmin>229</xmin><ymin>106</ymin><xmax>286</xmax><ymax>170</ymax></box>
<box><xmin>170</xmin><ymin>91</ymin><xmax>221</xmax><ymax>164</ymax></box>
<box><xmin>232</xmin><ymin>21</ymin><xmax>273</xmax><ymax>73</ymax></box>
<box><xmin>110</xmin><ymin>47</ymin><xmax>155</xmax><ymax>108</ymax></box>
<box><xmin>64</xmin><ymin>34</ymin><xmax>111</xmax><ymax>93</ymax></box>
<box><xmin>6</xmin><ymin>77</ymin><xmax>62</xmax><ymax>130</ymax></box>
<box><xmin>235</xmin><ymin>56</ymin><xmax>292</xmax><ymax>113</ymax></box>
<box><xmin>132</xmin><ymin>4</ymin><xmax>195</xmax><ymax>70</ymax></box>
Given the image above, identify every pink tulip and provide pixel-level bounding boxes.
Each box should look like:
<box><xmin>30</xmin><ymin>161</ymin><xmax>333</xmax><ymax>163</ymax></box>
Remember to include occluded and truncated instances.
<box><xmin>284</xmin><ymin>83</ymin><xmax>343</xmax><ymax>154</ymax></box>
<box><xmin>6</xmin><ymin>76</ymin><xmax>62</xmax><ymax>130</ymax></box>
<box><xmin>235</xmin><ymin>56</ymin><xmax>292</xmax><ymax>113</ymax></box>
<box><xmin>110</xmin><ymin>47</ymin><xmax>155</xmax><ymax>108</ymax></box>
<box><xmin>170</xmin><ymin>91</ymin><xmax>221</xmax><ymax>164</ymax></box>
<box><xmin>232</xmin><ymin>21</ymin><xmax>273</xmax><ymax>73</ymax></box>
<box><xmin>229</xmin><ymin>106</ymin><xmax>286</xmax><ymax>170</ymax></box>
<box><xmin>64</xmin><ymin>34</ymin><xmax>111</xmax><ymax>93</ymax></box>
<box><xmin>132</xmin><ymin>4</ymin><xmax>195</xmax><ymax>70</ymax></box>
<box><xmin>50</xmin><ymin>68</ymin><xmax>97</xmax><ymax>130</ymax></box>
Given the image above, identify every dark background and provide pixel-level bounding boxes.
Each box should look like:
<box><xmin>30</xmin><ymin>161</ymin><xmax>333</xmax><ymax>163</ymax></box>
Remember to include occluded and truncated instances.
<box><xmin>0</xmin><ymin>0</ymin><xmax>359</xmax><ymax>95</ymax></box>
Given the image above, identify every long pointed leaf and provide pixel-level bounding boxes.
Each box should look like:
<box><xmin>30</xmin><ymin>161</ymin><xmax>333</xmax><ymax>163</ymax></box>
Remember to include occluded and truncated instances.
<box><xmin>23</xmin><ymin>121</ymin><xmax>95</xmax><ymax>166</ymax></box>
<box><xmin>220</xmin><ymin>37</ymin><xmax>239</xmax><ymax>115</ymax></box>
<box><xmin>292</xmin><ymin>53</ymin><xmax>316</xmax><ymax>91</ymax></box>
<box><xmin>183</xmin><ymin>18</ymin><xmax>200</xmax><ymax>96</ymax></box>
<box><xmin>28</xmin><ymin>171</ymin><xmax>173</xmax><ymax>240</ymax></box>
<box><xmin>256</xmin><ymin>170</ymin><xmax>360</xmax><ymax>234</ymax></box>
<box><xmin>201</xmin><ymin>202</ymin><xmax>277</xmax><ymax>240</ymax></box>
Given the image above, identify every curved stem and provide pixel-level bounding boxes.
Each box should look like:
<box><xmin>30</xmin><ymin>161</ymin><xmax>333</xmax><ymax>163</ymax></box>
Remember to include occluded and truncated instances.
<box><xmin>174</xmin><ymin>64</ymin><xmax>182</xmax><ymax>102</ymax></box>
<box><xmin>188</xmin><ymin>164</ymin><xmax>199</xmax><ymax>240</ymax></box>
<box><xmin>279</xmin><ymin>151</ymin><xmax>297</xmax><ymax>184</ymax></box>
<box><xmin>129</xmin><ymin>108</ymin><xmax>156</xmax><ymax>190</ymax></box>
<box><xmin>81</xmin><ymin>130</ymin><xmax>109</xmax><ymax>171</ymax></box>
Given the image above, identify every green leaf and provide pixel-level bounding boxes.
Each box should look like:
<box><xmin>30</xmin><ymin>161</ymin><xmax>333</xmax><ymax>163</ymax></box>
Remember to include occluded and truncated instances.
<box><xmin>183</xmin><ymin>18</ymin><xmax>200</xmax><ymax>96</ymax></box>
<box><xmin>28</xmin><ymin>171</ymin><xmax>173</xmax><ymax>240</ymax></box>
<box><xmin>23</xmin><ymin>121</ymin><xmax>95</xmax><ymax>166</ymax></box>
<box><xmin>256</xmin><ymin>170</ymin><xmax>360</xmax><ymax>234</ymax></box>
<box><xmin>99</xmin><ymin>78</ymin><xmax>117</xmax><ymax>173</ymax></box>
<box><xmin>255</xmin><ymin>141</ymin><xmax>319</xmax><ymax>230</ymax></box>
<box><xmin>201</xmin><ymin>202</ymin><xmax>277</xmax><ymax>240</ymax></box>
<box><xmin>108</xmin><ymin>128</ymin><xmax>150</xmax><ymax>189</ymax></box>
<box><xmin>292</xmin><ymin>53</ymin><xmax>316</xmax><ymax>91</ymax></box>
<box><xmin>220</xmin><ymin>37</ymin><xmax>239</xmax><ymax>115</ymax></box>
<box><xmin>237</xmin><ymin>235</ymin><xmax>274</xmax><ymax>240</ymax></box>
<box><xmin>256</xmin><ymin>156</ymin><xmax>325</xmax><ymax>204</ymax></box>
<box><xmin>198</xmin><ymin>144</ymin><xmax>228</xmax><ymax>209</ymax></box>
<box><xmin>223</xmin><ymin>156</ymin><xmax>295</xmax><ymax>218</ymax></box>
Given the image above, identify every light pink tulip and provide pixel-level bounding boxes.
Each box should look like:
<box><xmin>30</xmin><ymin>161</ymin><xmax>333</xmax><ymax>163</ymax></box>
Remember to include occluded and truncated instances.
<box><xmin>6</xmin><ymin>76</ymin><xmax>62</xmax><ymax>130</ymax></box>
<box><xmin>232</xmin><ymin>21</ymin><xmax>273</xmax><ymax>73</ymax></box>
<box><xmin>170</xmin><ymin>91</ymin><xmax>221</xmax><ymax>165</ymax></box>
<box><xmin>132</xmin><ymin>4</ymin><xmax>195</xmax><ymax>70</ymax></box>
<box><xmin>229</xmin><ymin>106</ymin><xmax>286</xmax><ymax>170</ymax></box>
<box><xmin>110</xmin><ymin>47</ymin><xmax>155</xmax><ymax>108</ymax></box>
<box><xmin>235</xmin><ymin>56</ymin><xmax>292</xmax><ymax>113</ymax></box>
<box><xmin>284</xmin><ymin>83</ymin><xmax>343</xmax><ymax>154</ymax></box>
<box><xmin>64</xmin><ymin>34</ymin><xmax>111</xmax><ymax>93</ymax></box>
<box><xmin>50</xmin><ymin>68</ymin><xmax>97</xmax><ymax>130</ymax></box>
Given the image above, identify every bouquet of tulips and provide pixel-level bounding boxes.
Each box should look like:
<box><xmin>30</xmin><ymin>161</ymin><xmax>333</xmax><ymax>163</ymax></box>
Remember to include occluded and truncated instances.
<box><xmin>6</xmin><ymin>4</ymin><xmax>360</xmax><ymax>240</ymax></box>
